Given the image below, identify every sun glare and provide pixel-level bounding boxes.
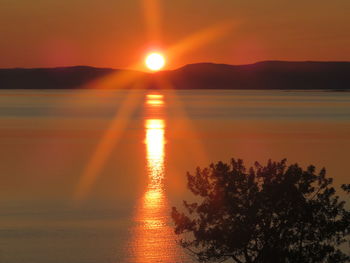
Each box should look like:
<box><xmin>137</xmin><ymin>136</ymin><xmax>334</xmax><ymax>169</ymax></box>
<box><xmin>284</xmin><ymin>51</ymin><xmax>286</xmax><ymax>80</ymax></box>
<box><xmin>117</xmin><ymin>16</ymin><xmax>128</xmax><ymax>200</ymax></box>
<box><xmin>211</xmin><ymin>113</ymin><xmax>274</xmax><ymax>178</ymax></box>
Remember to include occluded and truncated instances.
<box><xmin>145</xmin><ymin>52</ymin><xmax>165</xmax><ymax>71</ymax></box>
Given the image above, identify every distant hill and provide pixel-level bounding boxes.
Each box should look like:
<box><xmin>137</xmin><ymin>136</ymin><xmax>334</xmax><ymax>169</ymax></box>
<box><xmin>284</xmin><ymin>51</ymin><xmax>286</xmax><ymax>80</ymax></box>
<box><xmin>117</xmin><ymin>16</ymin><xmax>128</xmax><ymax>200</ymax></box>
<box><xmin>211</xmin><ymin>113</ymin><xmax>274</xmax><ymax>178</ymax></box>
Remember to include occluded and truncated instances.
<box><xmin>1</xmin><ymin>61</ymin><xmax>350</xmax><ymax>90</ymax></box>
<box><xmin>158</xmin><ymin>61</ymin><xmax>350</xmax><ymax>90</ymax></box>
<box><xmin>0</xmin><ymin>66</ymin><xmax>143</xmax><ymax>89</ymax></box>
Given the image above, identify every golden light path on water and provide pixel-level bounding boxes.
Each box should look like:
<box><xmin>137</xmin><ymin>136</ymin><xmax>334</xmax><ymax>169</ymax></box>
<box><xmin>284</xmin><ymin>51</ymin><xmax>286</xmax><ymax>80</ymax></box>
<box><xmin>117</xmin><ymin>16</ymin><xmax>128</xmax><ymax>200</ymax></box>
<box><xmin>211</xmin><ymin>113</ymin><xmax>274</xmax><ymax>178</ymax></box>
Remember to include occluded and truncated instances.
<box><xmin>126</xmin><ymin>92</ymin><xmax>184</xmax><ymax>263</ymax></box>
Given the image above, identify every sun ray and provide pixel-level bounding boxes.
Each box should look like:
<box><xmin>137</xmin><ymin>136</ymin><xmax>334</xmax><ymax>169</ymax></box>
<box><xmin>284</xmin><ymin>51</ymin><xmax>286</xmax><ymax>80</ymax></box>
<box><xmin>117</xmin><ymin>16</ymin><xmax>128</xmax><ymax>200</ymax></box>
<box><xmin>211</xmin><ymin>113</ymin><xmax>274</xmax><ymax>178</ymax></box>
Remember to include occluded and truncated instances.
<box><xmin>165</xmin><ymin>21</ymin><xmax>235</xmax><ymax>64</ymax></box>
<box><xmin>83</xmin><ymin>67</ymin><xmax>145</xmax><ymax>90</ymax></box>
<box><xmin>141</xmin><ymin>0</ymin><xmax>163</xmax><ymax>44</ymax></box>
<box><xmin>73</xmin><ymin>87</ymin><xmax>144</xmax><ymax>202</ymax></box>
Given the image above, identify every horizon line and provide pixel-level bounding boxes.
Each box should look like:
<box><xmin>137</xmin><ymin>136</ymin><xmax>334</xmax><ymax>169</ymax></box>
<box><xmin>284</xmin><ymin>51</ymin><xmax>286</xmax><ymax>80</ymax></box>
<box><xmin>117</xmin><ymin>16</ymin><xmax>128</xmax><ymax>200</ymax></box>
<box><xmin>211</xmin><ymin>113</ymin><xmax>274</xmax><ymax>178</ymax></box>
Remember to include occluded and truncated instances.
<box><xmin>1</xmin><ymin>60</ymin><xmax>350</xmax><ymax>72</ymax></box>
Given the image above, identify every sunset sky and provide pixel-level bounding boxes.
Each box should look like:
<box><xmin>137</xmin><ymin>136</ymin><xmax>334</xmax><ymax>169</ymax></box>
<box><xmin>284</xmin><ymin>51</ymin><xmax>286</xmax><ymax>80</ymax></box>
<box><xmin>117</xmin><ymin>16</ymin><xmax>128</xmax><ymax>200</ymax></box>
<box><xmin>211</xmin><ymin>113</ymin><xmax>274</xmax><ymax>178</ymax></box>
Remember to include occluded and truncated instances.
<box><xmin>1</xmin><ymin>0</ymin><xmax>349</xmax><ymax>70</ymax></box>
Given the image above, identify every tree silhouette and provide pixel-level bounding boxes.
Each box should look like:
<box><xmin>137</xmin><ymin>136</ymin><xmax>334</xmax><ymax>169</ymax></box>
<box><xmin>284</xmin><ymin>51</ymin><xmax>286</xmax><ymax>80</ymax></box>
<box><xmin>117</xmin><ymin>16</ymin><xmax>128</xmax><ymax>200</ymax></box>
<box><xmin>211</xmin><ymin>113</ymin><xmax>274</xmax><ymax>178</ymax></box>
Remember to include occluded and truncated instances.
<box><xmin>172</xmin><ymin>159</ymin><xmax>350</xmax><ymax>263</ymax></box>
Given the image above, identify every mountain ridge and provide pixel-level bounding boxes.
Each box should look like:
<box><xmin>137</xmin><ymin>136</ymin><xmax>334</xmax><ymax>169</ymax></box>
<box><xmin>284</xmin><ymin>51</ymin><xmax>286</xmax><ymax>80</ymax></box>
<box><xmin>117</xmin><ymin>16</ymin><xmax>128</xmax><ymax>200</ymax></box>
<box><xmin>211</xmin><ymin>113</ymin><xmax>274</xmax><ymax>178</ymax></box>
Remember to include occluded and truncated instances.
<box><xmin>1</xmin><ymin>61</ymin><xmax>350</xmax><ymax>90</ymax></box>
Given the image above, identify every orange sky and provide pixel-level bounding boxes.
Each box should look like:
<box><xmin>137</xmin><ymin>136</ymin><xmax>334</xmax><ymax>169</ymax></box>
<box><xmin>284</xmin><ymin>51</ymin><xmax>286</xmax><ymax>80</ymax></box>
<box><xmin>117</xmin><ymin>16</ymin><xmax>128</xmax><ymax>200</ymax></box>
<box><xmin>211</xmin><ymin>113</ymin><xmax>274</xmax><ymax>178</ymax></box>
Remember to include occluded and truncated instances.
<box><xmin>0</xmin><ymin>0</ymin><xmax>349</xmax><ymax>70</ymax></box>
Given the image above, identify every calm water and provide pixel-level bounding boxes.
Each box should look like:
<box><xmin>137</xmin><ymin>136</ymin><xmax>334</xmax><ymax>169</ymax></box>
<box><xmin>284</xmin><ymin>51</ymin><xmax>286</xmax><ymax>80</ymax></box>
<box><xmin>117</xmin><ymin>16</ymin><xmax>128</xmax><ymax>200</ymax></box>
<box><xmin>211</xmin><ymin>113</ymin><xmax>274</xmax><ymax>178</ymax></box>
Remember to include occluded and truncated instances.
<box><xmin>0</xmin><ymin>89</ymin><xmax>349</xmax><ymax>263</ymax></box>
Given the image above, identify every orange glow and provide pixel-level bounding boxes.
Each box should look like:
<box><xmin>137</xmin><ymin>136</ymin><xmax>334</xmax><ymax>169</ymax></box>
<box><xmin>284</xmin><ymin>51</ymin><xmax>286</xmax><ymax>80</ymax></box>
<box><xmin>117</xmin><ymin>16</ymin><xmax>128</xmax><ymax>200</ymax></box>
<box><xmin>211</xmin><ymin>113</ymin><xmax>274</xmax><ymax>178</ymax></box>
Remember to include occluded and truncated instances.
<box><xmin>145</xmin><ymin>52</ymin><xmax>166</xmax><ymax>71</ymax></box>
<box><xmin>2</xmin><ymin>0</ymin><xmax>350</xmax><ymax>68</ymax></box>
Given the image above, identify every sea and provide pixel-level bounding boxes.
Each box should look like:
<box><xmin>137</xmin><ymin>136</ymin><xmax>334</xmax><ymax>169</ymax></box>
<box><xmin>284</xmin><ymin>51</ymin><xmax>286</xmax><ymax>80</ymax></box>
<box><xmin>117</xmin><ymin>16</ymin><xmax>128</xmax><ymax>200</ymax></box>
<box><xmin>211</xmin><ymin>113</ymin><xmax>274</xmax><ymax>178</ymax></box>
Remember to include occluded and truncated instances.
<box><xmin>0</xmin><ymin>89</ymin><xmax>349</xmax><ymax>263</ymax></box>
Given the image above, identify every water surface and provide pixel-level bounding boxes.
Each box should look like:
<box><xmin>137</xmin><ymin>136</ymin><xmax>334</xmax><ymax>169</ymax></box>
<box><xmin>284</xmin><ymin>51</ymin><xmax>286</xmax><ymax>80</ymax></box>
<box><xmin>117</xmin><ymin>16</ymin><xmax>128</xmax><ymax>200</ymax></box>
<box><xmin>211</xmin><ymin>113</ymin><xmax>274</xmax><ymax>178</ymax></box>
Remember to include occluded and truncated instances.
<box><xmin>0</xmin><ymin>90</ymin><xmax>349</xmax><ymax>262</ymax></box>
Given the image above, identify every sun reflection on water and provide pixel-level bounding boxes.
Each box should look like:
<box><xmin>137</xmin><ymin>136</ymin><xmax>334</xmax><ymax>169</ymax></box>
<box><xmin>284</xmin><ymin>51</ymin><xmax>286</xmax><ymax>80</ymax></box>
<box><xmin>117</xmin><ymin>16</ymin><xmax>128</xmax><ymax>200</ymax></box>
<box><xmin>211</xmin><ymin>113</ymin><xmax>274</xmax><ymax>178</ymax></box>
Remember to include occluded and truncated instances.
<box><xmin>126</xmin><ymin>92</ymin><xmax>183</xmax><ymax>263</ymax></box>
<box><xmin>145</xmin><ymin>119</ymin><xmax>165</xmax><ymax>188</ymax></box>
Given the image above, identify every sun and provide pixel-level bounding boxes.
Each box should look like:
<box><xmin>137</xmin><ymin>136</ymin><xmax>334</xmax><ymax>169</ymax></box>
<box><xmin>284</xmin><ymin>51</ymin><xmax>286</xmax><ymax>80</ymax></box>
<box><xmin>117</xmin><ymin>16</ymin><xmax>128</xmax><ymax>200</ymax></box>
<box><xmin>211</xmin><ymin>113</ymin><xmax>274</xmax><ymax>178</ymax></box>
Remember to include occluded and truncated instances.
<box><xmin>145</xmin><ymin>52</ymin><xmax>166</xmax><ymax>71</ymax></box>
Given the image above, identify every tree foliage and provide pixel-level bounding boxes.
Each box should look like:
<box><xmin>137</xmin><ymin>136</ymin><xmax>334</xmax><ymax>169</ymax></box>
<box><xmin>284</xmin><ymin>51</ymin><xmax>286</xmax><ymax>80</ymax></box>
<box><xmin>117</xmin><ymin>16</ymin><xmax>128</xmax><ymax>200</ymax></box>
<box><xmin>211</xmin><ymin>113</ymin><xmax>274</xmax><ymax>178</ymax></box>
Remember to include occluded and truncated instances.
<box><xmin>172</xmin><ymin>159</ymin><xmax>350</xmax><ymax>263</ymax></box>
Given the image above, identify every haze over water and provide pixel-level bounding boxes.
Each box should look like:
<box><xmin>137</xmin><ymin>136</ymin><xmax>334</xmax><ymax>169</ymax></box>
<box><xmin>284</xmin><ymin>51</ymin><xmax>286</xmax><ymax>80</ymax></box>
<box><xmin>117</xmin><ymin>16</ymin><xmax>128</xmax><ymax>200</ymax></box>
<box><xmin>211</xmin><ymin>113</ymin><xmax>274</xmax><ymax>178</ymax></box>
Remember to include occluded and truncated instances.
<box><xmin>0</xmin><ymin>89</ymin><xmax>349</xmax><ymax>263</ymax></box>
